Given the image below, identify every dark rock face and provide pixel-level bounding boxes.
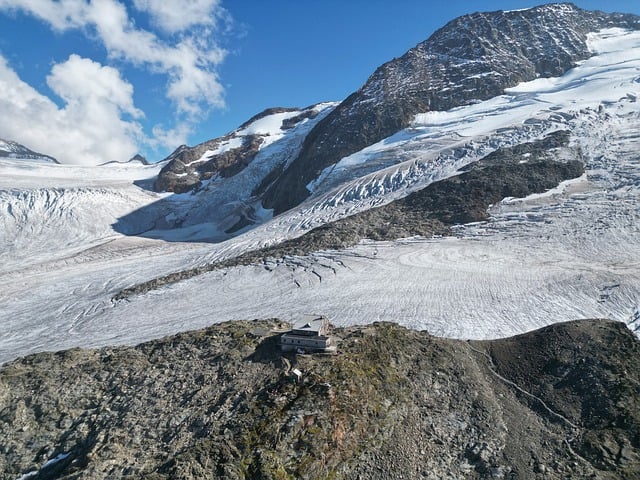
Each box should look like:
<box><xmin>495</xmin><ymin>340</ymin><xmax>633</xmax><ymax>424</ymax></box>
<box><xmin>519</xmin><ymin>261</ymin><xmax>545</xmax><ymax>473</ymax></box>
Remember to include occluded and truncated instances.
<box><xmin>154</xmin><ymin>135</ymin><xmax>265</xmax><ymax>194</ymax></box>
<box><xmin>281</xmin><ymin>109</ymin><xmax>320</xmax><ymax>130</ymax></box>
<box><xmin>262</xmin><ymin>3</ymin><xmax>640</xmax><ymax>214</ymax></box>
<box><xmin>154</xmin><ymin>106</ymin><xmax>321</xmax><ymax>194</ymax></box>
<box><xmin>0</xmin><ymin>319</ymin><xmax>638</xmax><ymax>479</ymax></box>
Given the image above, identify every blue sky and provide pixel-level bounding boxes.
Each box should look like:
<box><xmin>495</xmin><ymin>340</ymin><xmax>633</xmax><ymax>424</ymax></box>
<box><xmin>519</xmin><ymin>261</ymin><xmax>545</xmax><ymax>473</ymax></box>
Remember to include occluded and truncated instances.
<box><xmin>0</xmin><ymin>1</ymin><xmax>638</xmax><ymax>165</ymax></box>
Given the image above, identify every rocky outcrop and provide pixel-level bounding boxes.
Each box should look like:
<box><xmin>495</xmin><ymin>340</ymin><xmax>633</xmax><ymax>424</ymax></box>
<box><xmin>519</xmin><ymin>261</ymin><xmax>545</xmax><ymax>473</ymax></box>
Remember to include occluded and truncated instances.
<box><xmin>154</xmin><ymin>134</ymin><xmax>265</xmax><ymax>194</ymax></box>
<box><xmin>1</xmin><ymin>318</ymin><xmax>638</xmax><ymax>479</ymax></box>
<box><xmin>261</xmin><ymin>4</ymin><xmax>640</xmax><ymax>214</ymax></box>
<box><xmin>154</xmin><ymin>106</ymin><xmax>322</xmax><ymax>194</ymax></box>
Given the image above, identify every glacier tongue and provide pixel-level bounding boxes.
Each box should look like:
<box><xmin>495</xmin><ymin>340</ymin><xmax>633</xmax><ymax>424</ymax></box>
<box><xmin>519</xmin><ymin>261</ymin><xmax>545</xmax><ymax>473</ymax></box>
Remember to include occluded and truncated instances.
<box><xmin>1</xmin><ymin>29</ymin><xmax>640</xmax><ymax>363</ymax></box>
<box><xmin>101</xmin><ymin>103</ymin><xmax>638</xmax><ymax>344</ymax></box>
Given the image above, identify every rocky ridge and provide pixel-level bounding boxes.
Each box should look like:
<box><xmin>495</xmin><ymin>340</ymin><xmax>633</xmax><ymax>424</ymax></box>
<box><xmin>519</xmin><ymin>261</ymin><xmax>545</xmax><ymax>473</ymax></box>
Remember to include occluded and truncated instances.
<box><xmin>154</xmin><ymin>106</ymin><xmax>325</xmax><ymax>194</ymax></box>
<box><xmin>0</xmin><ymin>139</ymin><xmax>58</xmax><ymax>163</ymax></box>
<box><xmin>0</xmin><ymin>318</ymin><xmax>638</xmax><ymax>479</ymax></box>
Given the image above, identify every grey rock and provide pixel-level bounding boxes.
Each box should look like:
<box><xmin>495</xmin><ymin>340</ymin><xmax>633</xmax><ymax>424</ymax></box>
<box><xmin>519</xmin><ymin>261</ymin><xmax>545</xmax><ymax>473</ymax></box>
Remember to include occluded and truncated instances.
<box><xmin>262</xmin><ymin>4</ymin><xmax>640</xmax><ymax>214</ymax></box>
<box><xmin>1</xmin><ymin>319</ymin><xmax>638</xmax><ymax>479</ymax></box>
<box><xmin>154</xmin><ymin>106</ymin><xmax>320</xmax><ymax>194</ymax></box>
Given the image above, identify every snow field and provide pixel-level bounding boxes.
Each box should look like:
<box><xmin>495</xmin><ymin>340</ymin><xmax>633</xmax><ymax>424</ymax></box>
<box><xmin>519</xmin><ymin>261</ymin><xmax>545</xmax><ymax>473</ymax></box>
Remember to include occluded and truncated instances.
<box><xmin>1</xmin><ymin>29</ymin><xmax>640</xmax><ymax>363</ymax></box>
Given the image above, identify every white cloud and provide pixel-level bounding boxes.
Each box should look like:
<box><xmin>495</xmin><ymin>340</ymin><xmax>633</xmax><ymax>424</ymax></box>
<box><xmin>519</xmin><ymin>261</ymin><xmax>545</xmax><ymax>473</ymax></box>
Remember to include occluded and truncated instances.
<box><xmin>0</xmin><ymin>0</ymin><xmax>227</xmax><ymax>116</ymax></box>
<box><xmin>48</xmin><ymin>53</ymin><xmax>143</xmax><ymax>119</ymax></box>
<box><xmin>0</xmin><ymin>54</ymin><xmax>143</xmax><ymax>165</ymax></box>
<box><xmin>133</xmin><ymin>0</ymin><xmax>226</xmax><ymax>33</ymax></box>
<box><xmin>151</xmin><ymin>123</ymin><xmax>192</xmax><ymax>151</ymax></box>
<box><xmin>0</xmin><ymin>0</ymin><xmax>86</xmax><ymax>31</ymax></box>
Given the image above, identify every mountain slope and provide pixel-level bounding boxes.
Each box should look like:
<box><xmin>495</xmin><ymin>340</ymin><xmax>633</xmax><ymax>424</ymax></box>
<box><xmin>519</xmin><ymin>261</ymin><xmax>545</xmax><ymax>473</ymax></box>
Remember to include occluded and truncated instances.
<box><xmin>261</xmin><ymin>3</ymin><xmax>640</xmax><ymax>214</ymax></box>
<box><xmin>1</xmin><ymin>319</ymin><xmax>638</xmax><ymax>479</ymax></box>
<box><xmin>154</xmin><ymin>104</ymin><xmax>335</xmax><ymax>194</ymax></box>
<box><xmin>0</xmin><ymin>138</ymin><xmax>58</xmax><ymax>163</ymax></box>
<box><xmin>140</xmin><ymin>103</ymin><xmax>337</xmax><ymax>239</ymax></box>
<box><xmin>1</xmin><ymin>5</ymin><xmax>640</xmax><ymax>366</ymax></box>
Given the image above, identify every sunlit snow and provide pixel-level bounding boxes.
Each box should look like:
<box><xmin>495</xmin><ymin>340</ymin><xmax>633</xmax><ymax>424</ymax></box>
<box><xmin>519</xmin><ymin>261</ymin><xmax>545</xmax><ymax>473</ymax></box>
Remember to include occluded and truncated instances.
<box><xmin>1</xmin><ymin>29</ymin><xmax>639</xmax><ymax>364</ymax></box>
<box><xmin>17</xmin><ymin>453</ymin><xmax>70</xmax><ymax>480</ymax></box>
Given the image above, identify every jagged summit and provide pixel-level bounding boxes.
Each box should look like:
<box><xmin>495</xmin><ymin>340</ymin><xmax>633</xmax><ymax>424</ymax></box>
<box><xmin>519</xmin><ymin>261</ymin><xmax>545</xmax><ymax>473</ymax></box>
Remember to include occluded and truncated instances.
<box><xmin>261</xmin><ymin>3</ymin><xmax>640</xmax><ymax>214</ymax></box>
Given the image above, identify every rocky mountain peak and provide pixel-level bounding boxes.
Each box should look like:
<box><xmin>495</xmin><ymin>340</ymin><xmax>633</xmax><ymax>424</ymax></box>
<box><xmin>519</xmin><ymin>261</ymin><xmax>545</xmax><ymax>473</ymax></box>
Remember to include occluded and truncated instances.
<box><xmin>128</xmin><ymin>153</ymin><xmax>148</xmax><ymax>165</ymax></box>
<box><xmin>0</xmin><ymin>138</ymin><xmax>58</xmax><ymax>163</ymax></box>
<box><xmin>154</xmin><ymin>105</ymin><xmax>327</xmax><ymax>194</ymax></box>
<box><xmin>260</xmin><ymin>3</ymin><xmax>640</xmax><ymax>215</ymax></box>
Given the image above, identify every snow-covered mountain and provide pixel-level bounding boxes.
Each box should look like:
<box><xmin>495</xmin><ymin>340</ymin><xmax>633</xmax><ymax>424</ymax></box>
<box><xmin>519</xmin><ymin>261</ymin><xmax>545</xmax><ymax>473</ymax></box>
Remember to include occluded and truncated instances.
<box><xmin>147</xmin><ymin>103</ymin><xmax>337</xmax><ymax>239</ymax></box>
<box><xmin>0</xmin><ymin>138</ymin><xmax>58</xmax><ymax>163</ymax></box>
<box><xmin>155</xmin><ymin>104</ymin><xmax>335</xmax><ymax>194</ymax></box>
<box><xmin>1</xmin><ymin>3</ymin><xmax>640</xmax><ymax>364</ymax></box>
<box><xmin>261</xmin><ymin>3</ymin><xmax>640</xmax><ymax>214</ymax></box>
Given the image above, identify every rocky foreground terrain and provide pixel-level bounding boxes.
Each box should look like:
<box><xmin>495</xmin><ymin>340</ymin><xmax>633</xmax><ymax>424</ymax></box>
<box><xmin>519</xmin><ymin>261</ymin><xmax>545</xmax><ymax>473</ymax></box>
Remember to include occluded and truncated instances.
<box><xmin>1</xmin><ymin>318</ymin><xmax>638</xmax><ymax>479</ymax></box>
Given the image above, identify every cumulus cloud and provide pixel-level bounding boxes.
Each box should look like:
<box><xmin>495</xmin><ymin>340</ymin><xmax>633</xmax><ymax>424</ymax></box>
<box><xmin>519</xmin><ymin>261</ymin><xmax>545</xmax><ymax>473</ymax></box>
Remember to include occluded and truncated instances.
<box><xmin>133</xmin><ymin>0</ymin><xmax>226</xmax><ymax>33</ymax></box>
<box><xmin>150</xmin><ymin>123</ymin><xmax>192</xmax><ymax>152</ymax></box>
<box><xmin>0</xmin><ymin>0</ymin><xmax>227</xmax><ymax>116</ymax></box>
<box><xmin>0</xmin><ymin>54</ymin><xmax>144</xmax><ymax>165</ymax></box>
<box><xmin>48</xmin><ymin>54</ymin><xmax>143</xmax><ymax>119</ymax></box>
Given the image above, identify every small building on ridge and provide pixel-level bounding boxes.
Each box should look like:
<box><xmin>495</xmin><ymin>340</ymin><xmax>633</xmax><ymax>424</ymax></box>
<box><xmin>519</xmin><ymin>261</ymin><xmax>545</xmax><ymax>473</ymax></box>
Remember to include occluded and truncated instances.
<box><xmin>280</xmin><ymin>315</ymin><xmax>335</xmax><ymax>353</ymax></box>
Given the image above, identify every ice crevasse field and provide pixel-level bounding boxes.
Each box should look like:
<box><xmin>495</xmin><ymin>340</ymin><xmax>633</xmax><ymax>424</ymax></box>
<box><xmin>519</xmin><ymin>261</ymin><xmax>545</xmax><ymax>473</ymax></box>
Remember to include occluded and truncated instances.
<box><xmin>0</xmin><ymin>28</ymin><xmax>639</xmax><ymax>364</ymax></box>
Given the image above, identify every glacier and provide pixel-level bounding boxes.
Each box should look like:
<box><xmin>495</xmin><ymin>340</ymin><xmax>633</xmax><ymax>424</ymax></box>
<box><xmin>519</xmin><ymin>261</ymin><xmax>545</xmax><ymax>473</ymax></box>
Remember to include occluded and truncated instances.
<box><xmin>0</xmin><ymin>28</ymin><xmax>639</xmax><ymax>364</ymax></box>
